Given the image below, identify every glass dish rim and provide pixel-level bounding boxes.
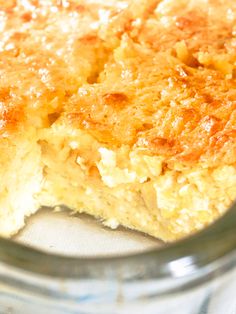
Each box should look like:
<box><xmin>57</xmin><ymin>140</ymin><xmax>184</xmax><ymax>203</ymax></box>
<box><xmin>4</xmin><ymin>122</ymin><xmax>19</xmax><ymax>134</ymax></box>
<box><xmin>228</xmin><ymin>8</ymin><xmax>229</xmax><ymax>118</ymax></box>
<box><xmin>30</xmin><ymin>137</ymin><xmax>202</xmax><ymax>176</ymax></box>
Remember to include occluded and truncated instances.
<box><xmin>0</xmin><ymin>202</ymin><xmax>235</xmax><ymax>280</ymax></box>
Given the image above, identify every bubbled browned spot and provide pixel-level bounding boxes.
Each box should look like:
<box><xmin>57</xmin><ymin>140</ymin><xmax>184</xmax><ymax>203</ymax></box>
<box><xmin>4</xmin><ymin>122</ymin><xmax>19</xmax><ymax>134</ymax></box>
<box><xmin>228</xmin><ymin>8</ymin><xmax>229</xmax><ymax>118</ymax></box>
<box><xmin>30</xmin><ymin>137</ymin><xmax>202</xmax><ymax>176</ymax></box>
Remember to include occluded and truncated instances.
<box><xmin>79</xmin><ymin>35</ymin><xmax>99</xmax><ymax>44</ymax></box>
<box><xmin>102</xmin><ymin>92</ymin><xmax>128</xmax><ymax>108</ymax></box>
<box><xmin>21</xmin><ymin>12</ymin><xmax>32</xmax><ymax>23</ymax></box>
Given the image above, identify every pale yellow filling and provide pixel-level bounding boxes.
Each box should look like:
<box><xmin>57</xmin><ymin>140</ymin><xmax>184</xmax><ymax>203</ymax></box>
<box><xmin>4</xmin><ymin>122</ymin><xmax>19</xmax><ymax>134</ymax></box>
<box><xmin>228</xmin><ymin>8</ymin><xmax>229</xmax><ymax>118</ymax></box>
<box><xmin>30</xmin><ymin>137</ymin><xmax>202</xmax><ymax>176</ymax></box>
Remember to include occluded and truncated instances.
<box><xmin>30</xmin><ymin>125</ymin><xmax>235</xmax><ymax>241</ymax></box>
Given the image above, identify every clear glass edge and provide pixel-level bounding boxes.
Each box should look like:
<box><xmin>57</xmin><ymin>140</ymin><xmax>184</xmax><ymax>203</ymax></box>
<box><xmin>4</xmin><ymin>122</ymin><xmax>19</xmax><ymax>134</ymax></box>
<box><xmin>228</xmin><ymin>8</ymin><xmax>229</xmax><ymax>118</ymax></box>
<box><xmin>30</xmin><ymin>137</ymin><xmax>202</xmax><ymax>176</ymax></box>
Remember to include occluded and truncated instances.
<box><xmin>0</xmin><ymin>202</ymin><xmax>235</xmax><ymax>281</ymax></box>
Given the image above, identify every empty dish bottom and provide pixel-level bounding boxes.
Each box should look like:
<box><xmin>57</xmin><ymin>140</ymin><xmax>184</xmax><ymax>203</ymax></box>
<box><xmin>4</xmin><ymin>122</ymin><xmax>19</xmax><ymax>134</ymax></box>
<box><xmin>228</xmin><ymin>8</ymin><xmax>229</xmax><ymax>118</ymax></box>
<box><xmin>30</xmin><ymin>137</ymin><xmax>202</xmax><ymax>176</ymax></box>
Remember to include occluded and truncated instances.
<box><xmin>14</xmin><ymin>207</ymin><xmax>161</xmax><ymax>257</ymax></box>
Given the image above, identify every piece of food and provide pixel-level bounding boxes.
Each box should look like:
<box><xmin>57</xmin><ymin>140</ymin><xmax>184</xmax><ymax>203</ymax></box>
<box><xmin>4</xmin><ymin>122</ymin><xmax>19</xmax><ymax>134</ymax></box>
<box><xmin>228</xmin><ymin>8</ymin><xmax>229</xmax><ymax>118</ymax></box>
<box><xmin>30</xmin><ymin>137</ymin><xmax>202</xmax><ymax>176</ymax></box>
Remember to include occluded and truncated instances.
<box><xmin>1</xmin><ymin>0</ymin><xmax>236</xmax><ymax>241</ymax></box>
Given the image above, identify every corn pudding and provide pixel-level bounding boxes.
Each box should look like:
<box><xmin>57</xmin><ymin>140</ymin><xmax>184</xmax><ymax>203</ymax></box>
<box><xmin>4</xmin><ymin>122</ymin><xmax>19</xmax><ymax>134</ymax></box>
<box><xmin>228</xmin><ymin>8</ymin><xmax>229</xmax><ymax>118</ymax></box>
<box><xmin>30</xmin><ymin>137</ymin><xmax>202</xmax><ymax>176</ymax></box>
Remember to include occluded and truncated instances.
<box><xmin>0</xmin><ymin>0</ymin><xmax>236</xmax><ymax>241</ymax></box>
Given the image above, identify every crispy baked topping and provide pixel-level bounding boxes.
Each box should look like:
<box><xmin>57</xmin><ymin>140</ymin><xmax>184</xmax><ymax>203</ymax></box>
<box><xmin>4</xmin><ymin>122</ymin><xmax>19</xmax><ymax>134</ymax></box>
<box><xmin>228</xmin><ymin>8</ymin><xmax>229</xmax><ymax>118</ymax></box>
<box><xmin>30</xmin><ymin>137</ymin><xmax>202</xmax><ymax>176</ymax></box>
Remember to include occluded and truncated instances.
<box><xmin>1</xmin><ymin>0</ymin><xmax>236</xmax><ymax>164</ymax></box>
<box><xmin>64</xmin><ymin>37</ymin><xmax>236</xmax><ymax>166</ymax></box>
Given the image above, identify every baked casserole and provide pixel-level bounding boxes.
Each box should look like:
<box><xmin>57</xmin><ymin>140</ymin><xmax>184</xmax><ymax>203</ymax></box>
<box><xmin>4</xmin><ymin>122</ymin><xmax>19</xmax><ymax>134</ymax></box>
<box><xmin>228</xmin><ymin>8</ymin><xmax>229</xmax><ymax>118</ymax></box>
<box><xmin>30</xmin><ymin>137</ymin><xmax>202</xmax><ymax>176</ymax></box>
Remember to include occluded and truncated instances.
<box><xmin>0</xmin><ymin>0</ymin><xmax>236</xmax><ymax>241</ymax></box>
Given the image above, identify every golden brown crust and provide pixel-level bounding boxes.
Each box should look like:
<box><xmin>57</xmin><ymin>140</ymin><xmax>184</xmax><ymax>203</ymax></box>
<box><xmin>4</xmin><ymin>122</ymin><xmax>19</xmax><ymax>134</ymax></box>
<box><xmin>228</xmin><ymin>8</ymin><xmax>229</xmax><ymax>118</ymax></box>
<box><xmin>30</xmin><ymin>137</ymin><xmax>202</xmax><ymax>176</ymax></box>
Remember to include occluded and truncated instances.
<box><xmin>0</xmin><ymin>0</ymin><xmax>117</xmax><ymax>134</ymax></box>
<box><xmin>1</xmin><ymin>0</ymin><xmax>236</xmax><ymax>167</ymax></box>
<box><xmin>0</xmin><ymin>87</ymin><xmax>25</xmax><ymax>135</ymax></box>
<box><xmin>64</xmin><ymin>36</ymin><xmax>236</xmax><ymax>166</ymax></box>
<box><xmin>107</xmin><ymin>0</ymin><xmax>236</xmax><ymax>56</ymax></box>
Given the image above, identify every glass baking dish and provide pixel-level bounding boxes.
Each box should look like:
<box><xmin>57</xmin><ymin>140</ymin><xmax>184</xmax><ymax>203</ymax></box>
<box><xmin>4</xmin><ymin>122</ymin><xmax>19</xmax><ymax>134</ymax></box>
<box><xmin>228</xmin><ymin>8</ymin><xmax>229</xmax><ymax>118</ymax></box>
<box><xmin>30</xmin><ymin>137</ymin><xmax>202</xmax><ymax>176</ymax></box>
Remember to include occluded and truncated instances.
<box><xmin>0</xmin><ymin>201</ymin><xmax>235</xmax><ymax>314</ymax></box>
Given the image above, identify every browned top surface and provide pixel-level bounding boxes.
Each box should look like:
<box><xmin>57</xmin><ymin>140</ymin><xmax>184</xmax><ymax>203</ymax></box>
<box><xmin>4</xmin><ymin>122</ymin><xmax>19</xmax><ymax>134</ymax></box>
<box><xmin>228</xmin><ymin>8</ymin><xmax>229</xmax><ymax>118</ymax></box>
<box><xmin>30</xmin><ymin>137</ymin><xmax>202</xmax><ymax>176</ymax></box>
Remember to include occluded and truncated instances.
<box><xmin>0</xmin><ymin>0</ymin><xmax>117</xmax><ymax>135</ymax></box>
<box><xmin>65</xmin><ymin>36</ymin><xmax>236</xmax><ymax>166</ymax></box>
<box><xmin>1</xmin><ymin>0</ymin><xmax>236</xmax><ymax>165</ymax></box>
